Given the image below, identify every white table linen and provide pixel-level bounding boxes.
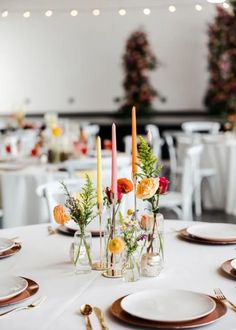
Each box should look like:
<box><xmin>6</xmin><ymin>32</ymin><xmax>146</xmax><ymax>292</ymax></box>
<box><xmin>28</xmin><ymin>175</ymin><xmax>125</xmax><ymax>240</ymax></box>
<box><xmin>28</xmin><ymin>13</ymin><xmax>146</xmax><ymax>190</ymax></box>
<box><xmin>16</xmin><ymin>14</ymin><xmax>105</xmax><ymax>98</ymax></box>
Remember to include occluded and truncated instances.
<box><xmin>0</xmin><ymin>220</ymin><xmax>235</xmax><ymax>330</ymax></box>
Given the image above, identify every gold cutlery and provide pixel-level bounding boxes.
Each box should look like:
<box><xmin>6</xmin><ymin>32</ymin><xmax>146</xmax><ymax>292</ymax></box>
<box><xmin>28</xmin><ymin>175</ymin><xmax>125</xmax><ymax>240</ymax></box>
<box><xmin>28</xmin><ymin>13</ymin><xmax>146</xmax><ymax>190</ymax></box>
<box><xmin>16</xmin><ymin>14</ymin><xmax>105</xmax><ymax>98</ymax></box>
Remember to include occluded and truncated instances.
<box><xmin>94</xmin><ymin>307</ymin><xmax>109</xmax><ymax>330</ymax></box>
<box><xmin>0</xmin><ymin>296</ymin><xmax>47</xmax><ymax>318</ymax></box>
<box><xmin>214</xmin><ymin>288</ymin><xmax>236</xmax><ymax>311</ymax></box>
<box><xmin>80</xmin><ymin>304</ymin><xmax>93</xmax><ymax>330</ymax></box>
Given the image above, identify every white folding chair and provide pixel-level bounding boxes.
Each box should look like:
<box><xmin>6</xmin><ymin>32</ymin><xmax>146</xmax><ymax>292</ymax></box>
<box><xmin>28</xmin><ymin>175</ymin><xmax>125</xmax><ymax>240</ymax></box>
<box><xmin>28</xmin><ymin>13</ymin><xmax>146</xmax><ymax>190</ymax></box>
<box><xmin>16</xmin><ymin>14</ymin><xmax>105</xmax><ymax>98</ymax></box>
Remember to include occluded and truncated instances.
<box><xmin>165</xmin><ymin>134</ymin><xmax>215</xmax><ymax>216</ymax></box>
<box><xmin>83</xmin><ymin>124</ymin><xmax>100</xmax><ymax>151</ymax></box>
<box><xmin>182</xmin><ymin>121</ymin><xmax>220</xmax><ymax>134</ymax></box>
<box><xmin>145</xmin><ymin>124</ymin><xmax>163</xmax><ymax>160</ymax></box>
<box><xmin>159</xmin><ymin>145</ymin><xmax>203</xmax><ymax>221</ymax></box>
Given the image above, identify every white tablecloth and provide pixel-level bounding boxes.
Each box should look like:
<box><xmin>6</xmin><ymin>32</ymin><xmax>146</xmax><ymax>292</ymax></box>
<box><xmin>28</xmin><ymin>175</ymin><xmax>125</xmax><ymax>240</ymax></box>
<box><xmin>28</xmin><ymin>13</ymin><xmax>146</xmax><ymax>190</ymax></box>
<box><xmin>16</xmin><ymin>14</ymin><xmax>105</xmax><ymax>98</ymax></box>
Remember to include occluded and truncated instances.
<box><xmin>0</xmin><ymin>220</ymin><xmax>235</xmax><ymax>330</ymax></box>
<box><xmin>177</xmin><ymin>134</ymin><xmax>236</xmax><ymax>216</ymax></box>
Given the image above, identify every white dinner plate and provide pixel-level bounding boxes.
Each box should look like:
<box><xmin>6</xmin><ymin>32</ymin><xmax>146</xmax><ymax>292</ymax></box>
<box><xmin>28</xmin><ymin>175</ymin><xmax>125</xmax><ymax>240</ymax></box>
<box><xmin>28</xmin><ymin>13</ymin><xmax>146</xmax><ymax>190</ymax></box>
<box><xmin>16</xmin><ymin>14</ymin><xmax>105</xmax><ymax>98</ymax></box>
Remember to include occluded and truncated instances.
<box><xmin>186</xmin><ymin>223</ymin><xmax>236</xmax><ymax>241</ymax></box>
<box><xmin>0</xmin><ymin>238</ymin><xmax>14</xmax><ymax>253</ymax></box>
<box><xmin>121</xmin><ymin>289</ymin><xmax>216</xmax><ymax>322</ymax></box>
<box><xmin>231</xmin><ymin>259</ymin><xmax>236</xmax><ymax>271</ymax></box>
<box><xmin>0</xmin><ymin>277</ymin><xmax>28</xmax><ymax>301</ymax></box>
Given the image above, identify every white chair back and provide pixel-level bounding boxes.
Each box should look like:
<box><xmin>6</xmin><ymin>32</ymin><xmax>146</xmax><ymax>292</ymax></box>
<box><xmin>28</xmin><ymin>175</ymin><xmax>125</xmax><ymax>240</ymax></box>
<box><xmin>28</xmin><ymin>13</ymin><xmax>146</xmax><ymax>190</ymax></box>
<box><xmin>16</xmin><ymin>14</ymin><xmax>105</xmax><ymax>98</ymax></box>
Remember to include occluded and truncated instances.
<box><xmin>182</xmin><ymin>121</ymin><xmax>220</xmax><ymax>134</ymax></box>
<box><xmin>181</xmin><ymin>145</ymin><xmax>203</xmax><ymax>220</ymax></box>
<box><xmin>145</xmin><ymin>125</ymin><xmax>163</xmax><ymax>160</ymax></box>
<box><xmin>83</xmin><ymin>125</ymin><xmax>100</xmax><ymax>151</ymax></box>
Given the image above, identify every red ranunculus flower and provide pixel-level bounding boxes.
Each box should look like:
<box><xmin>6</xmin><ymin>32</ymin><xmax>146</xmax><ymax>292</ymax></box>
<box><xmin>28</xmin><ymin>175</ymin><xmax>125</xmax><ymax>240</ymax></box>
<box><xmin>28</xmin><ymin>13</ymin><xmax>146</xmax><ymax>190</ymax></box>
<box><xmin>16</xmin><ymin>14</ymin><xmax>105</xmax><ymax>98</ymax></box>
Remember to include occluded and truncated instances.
<box><xmin>159</xmin><ymin>177</ymin><xmax>170</xmax><ymax>194</ymax></box>
<box><xmin>105</xmin><ymin>186</ymin><xmax>123</xmax><ymax>204</ymax></box>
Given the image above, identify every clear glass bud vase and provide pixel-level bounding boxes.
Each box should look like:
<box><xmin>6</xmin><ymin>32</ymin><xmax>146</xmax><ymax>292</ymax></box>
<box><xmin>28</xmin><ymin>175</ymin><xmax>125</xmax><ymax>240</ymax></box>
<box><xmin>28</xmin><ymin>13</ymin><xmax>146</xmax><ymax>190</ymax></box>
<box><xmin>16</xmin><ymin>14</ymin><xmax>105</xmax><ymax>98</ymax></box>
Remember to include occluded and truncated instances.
<box><xmin>122</xmin><ymin>252</ymin><xmax>140</xmax><ymax>282</ymax></box>
<box><xmin>73</xmin><ymin>230</ymin><xmax>92</xmax><ymax>274</ymax></box>
<box><xmin>141</xmin><ymin>213</ymin><xmax>164</xmax><ymax>277</ymax></box>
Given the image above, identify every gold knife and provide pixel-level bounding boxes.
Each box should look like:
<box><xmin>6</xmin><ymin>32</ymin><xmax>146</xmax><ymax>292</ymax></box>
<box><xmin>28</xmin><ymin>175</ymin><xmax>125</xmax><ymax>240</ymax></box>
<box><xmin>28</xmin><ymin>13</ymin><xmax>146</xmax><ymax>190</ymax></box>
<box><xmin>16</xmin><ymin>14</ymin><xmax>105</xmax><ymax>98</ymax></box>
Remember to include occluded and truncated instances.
<box><xmin>94</xmin><ymin>307</ymin><xmax>109</xmax><ymax>330</ymax></box>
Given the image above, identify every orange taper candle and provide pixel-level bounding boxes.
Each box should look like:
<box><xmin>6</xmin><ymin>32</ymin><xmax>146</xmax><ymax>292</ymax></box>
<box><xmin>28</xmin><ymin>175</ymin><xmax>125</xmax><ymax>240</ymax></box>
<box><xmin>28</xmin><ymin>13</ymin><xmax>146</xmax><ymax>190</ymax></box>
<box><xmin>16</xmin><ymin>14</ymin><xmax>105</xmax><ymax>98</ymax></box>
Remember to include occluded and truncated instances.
<box><xmin>132</xmin><ymin>106</ymin><xmax>138</xmax><ymax>175</ymax></box>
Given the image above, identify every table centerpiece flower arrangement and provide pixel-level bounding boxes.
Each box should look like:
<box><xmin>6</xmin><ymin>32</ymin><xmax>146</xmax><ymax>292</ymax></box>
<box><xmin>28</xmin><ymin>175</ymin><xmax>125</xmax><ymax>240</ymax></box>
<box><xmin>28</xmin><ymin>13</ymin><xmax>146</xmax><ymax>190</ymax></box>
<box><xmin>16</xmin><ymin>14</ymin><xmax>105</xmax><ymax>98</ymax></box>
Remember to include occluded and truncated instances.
<box><xmin>136</xmin><ymin>136</ymin><xmax>169</xmax><ymax>277</ymax></box>
<box><xmin>103</xmin><ymin>177</ymin><xmax>134</xmax><ymax>278</ymax></box>
<box><xmin>119</xmin><ymin>209</ymin><xmax>147</xmax><ymax>282</ymax></box>
<box><xmin>53</xmin><ymin>174</ymin><xmax>97</xmax><ymax>274</ymax></box>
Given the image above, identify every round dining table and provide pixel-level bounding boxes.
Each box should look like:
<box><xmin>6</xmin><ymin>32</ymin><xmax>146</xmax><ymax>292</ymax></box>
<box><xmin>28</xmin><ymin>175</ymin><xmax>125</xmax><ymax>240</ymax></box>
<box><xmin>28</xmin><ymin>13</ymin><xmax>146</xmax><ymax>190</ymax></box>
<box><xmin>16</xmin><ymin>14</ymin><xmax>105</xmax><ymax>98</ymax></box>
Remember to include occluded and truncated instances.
<box><xmin>0</xmin><ymin>220</ymin><xmax>235</xmax><ymax>330</ymax></box>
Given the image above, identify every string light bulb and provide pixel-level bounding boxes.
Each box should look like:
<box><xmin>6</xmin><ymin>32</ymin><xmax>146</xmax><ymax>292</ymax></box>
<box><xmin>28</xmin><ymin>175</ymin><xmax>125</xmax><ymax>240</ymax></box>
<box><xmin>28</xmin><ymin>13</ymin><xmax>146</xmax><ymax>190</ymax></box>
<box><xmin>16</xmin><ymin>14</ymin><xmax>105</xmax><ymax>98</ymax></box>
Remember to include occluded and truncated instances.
<box><xmin>143</xmin><ymin>8</ymin><xmax>151</xmax><ymax>15</ymax></box>
<box><xmin>168</xmin><ymin>5</ymin><xmax>176</xmax><ymax>13</ymax></box>
<box><xmin>70</xmin><ymin>10</ymin><xmax>78</xmax><ymax>17</ymax></box>
<box><xmin>1</xmin><ymin>10</ymin><xmax>8</xmax><ymax>17</ymax></box>
<box><xmin>92</xmin><ymin>9</ymin><xmax>100</xmax><ymax>16</ymax></box>
<box><xmin>23</xmin><ymin>11</ymin><xmax>31</xmax><ymax>18</ymax></box>
<box><xmin>45</xmin><ymin>10</ymin><xmax>53</xmax><ymax>17</ymax></box>
<box><xmin>195</xmin><ymin>4</ymin><xmax>203</xmax><ymax>11</ymax></box>
<box><xmin>119</xmin><ymin>9</ymin><xmax>126</xmax><ymax>16</ymax></box>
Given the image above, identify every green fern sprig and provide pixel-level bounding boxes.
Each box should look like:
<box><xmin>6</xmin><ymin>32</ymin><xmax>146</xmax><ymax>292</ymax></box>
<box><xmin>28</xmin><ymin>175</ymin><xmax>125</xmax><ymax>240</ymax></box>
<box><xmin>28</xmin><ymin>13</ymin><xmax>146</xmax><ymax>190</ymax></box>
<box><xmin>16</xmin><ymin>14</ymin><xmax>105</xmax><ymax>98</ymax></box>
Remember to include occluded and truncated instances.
<box><xmin>137</xmin><ymin>136</ymin><xmax>162</xmax><ymax>178</ymax></box>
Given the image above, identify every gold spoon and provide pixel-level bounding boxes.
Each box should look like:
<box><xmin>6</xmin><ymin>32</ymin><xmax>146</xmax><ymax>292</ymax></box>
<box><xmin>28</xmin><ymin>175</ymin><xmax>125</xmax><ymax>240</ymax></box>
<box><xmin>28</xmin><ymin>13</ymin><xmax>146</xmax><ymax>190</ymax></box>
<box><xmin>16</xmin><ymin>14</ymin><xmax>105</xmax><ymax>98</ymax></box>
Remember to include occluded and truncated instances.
<box><xmin>80</xmin><ymin>304</ymin><xmax>93</xmax><ymax>330</ymax></box>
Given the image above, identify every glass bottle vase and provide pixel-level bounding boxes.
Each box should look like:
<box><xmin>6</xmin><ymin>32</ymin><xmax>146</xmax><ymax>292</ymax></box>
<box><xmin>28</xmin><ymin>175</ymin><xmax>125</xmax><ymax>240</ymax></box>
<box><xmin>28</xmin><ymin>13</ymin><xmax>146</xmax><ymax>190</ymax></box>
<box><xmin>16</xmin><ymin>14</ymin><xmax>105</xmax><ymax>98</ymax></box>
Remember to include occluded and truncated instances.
<box><xmin>73</xmin><ymin>230</ymin><xmax>92</xmax><ymax>274</ymax></box>
<box><xmin>141</xmin><ymin>213</ymin><xmax>164</xmax><ymax>277</ymax></box>
<box><xmin>122</xmin><ymin>252</ymin><xmax>140</xmax><ymax>282</ymax></box>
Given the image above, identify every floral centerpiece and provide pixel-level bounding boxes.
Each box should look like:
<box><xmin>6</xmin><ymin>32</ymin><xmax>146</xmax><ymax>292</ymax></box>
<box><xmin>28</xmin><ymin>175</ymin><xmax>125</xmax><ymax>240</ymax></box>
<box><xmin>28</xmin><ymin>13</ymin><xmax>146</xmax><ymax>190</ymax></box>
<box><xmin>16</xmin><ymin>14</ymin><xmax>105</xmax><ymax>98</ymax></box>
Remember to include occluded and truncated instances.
<box><xmin>103</xmin><ymin>178</ymin><xmax>133</xmax><ymax>278</ymax></box>
<box><xmin>53</xmin><ymin>175</ymin><xmax>97</xmax><ymax>274</ymax></box>
<box><xmin>119</xmin><ymin>209</ymin><xmax>147</xmax><ymax>282</ymax></box>
<box><xmin>136</xmin><ymin>136</ymin><xmax>169</xmax><ymax>276</ymax></box>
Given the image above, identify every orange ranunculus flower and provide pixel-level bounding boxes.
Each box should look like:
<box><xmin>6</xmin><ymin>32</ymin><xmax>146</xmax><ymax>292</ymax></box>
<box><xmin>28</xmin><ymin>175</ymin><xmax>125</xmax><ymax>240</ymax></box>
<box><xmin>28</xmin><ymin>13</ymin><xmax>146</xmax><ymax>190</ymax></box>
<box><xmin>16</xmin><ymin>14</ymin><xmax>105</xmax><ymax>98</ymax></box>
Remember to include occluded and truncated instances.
<box><xmin>117</xmin><ymin>178</ymin><xmax>133</xmax><ymax>194</ymax></box>
<box><xmin>53</xmin><ymin>205</ymin><xmax>70</xmax><ymax>224</ymax></box>
<box><xmin>108</xmin><ymin>237</ymin><xmax>125</xmax><ymax>254</ymax></box>
<box><xmin>136</xmin><ymin>177</ymin><xmax>159</xmax><ymax>200</ymax></box>
<box><xmin>51</xmin><ymin>127</ymin><xmax>62</xmax><ymax>137</ymax></box>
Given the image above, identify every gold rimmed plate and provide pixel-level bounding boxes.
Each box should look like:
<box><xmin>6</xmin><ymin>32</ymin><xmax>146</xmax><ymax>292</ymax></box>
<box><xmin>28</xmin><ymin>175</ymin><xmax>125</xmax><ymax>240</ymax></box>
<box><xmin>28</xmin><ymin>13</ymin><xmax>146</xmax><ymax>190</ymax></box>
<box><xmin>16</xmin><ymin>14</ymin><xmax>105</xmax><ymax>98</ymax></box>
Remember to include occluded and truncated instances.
<box><xmin>221</xmin><ymin>259</ymin><xmax>236</xmax><ymax>280</ymax></box>
<box><xmin>178</xmin><ymin>229</ymin><xmax>236</xmax><ymax>245</ymax></box>
<box><xmin>0</xmin><ymin>277</ymin><xmax>39</xmax><ymax>307</ymax></box>
<box><xmin>0</xmin><ymin>243</ymin><xmax>22</xmax><ymax>259</ymax></box>
<box><xmin>58</xmin><ymin>225</ymin><xmax>104</xmax><ymax>238</ymax></box>
<box><xmin>110</xmin><ymin>295</ymin><xmax>227</xmax><ymax>329</ymax></box>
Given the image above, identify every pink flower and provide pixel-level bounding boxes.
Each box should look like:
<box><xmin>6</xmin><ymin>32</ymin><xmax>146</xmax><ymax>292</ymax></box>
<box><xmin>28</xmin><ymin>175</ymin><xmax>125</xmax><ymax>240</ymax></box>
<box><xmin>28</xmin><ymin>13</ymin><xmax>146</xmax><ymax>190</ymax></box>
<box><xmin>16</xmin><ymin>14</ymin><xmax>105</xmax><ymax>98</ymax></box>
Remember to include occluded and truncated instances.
<box><xmin>159</xmin><ymin>177</ymin><xmax>170</xmax><ymax>194</ymax></box>
<box><xmin>105</xmin><ymin>186</ymin><xmax>123</xmax><ymax>204</ymax></box>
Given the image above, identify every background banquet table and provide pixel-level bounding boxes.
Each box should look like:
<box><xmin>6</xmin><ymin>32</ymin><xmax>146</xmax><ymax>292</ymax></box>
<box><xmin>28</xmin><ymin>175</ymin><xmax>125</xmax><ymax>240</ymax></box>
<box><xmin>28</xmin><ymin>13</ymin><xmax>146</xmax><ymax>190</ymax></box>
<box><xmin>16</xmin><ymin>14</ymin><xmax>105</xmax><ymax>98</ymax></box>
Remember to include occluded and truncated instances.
<box><xmin>176</xmin><ymin>133</ymin><xmax>236</xmax><ymax>216</ymax></box>
<box><xmin>0</xmin><ymin>220</ymin><xmax>235</xmax><ymax>330</ymax></box>
<box><xmin>0</xmin><ymin>154</ymin><xmax>131</xmax><ymax>228</ymax></box>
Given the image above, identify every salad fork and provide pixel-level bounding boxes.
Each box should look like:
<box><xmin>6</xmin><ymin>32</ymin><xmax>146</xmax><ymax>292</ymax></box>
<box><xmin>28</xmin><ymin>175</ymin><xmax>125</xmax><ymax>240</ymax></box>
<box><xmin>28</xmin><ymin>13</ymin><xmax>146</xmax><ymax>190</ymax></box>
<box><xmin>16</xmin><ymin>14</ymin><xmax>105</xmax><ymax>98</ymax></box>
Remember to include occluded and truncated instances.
<box><xmin>214</xmin><ymin>288</ymin><xmax>236</xmax><ymax>311</ymax></box>
<box><xmin>0</xmin><ymin>296</ymin><xmax>47</xmax><ymax>317</ymax></box>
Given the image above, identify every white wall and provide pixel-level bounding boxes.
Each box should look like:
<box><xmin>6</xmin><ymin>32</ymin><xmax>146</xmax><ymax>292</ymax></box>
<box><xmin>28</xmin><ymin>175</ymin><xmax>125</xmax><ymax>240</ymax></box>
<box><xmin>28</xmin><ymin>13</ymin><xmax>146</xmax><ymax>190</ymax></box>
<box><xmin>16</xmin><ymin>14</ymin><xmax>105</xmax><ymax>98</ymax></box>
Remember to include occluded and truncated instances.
<box><xmin>0</xmin><ymin>0</ymin><xmax>216</xmax><ymax>114</ymax></box>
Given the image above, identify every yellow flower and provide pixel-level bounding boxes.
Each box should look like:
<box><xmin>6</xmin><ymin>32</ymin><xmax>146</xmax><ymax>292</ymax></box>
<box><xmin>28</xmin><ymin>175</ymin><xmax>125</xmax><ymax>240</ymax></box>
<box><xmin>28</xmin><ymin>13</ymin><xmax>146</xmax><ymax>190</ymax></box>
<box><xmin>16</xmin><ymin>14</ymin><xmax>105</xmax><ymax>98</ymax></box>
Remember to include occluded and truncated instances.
<box><xmin>51</xmin><ymin>127</ymin><xmax>62</xmax><ymax>137</ymax></box>
<box><xmin>127</xmin><ymin>209</ymin><xmax>133</xmax><ymax>216</ymax></box>
<box><xmin>136</xmin><ymin>177</ymin><xmax>159</xmax><ymax>200</ymax></box>
<box><xmin>108</xmin><ymin>237</ymin><xmax>125</xmax><ymax>254</ymax></box>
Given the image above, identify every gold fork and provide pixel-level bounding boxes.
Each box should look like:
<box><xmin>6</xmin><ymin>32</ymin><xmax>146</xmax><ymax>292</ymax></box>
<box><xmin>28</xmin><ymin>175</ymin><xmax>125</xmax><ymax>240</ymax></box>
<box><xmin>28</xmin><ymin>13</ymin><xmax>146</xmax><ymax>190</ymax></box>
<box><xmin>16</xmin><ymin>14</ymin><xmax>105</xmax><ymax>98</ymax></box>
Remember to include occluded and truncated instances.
<box><xmin>214</xmin><ymin>288</ymin><xmax>236</xmax><ymax>311</ymax></box>
<box><xmin>0</xmin><ymin>296</ymin><xmax>47</xmax><ymax>317</ymax></box>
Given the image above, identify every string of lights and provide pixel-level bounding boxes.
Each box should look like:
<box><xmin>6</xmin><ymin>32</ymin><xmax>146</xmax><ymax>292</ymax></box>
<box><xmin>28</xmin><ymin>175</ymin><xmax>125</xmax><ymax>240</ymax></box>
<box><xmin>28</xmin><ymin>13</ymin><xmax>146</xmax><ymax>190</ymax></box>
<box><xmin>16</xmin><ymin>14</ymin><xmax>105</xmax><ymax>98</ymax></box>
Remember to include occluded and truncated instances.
<box><xmin>0</xmin><ymin>2</ymin><xmax>231</xmax><ymax>19</ymax></box>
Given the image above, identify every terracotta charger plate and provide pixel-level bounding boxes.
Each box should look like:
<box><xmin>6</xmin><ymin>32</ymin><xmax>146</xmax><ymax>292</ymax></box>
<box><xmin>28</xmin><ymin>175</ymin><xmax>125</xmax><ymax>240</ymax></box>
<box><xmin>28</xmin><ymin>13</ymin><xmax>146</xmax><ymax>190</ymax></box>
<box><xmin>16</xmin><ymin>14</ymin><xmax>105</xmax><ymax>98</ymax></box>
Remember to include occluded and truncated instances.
<box><xmin>0</xmin><ymin>277</ymin><xmax>39</xmax><ymax>307</ymax></box>
<box><xmin>110</xmin><ymin>296</ymin><xmax>227</xmax><ymax>329</ymax></box>
<box><xmin>221</xmin><ymin>259</ymin><xmax>236</xmax><ymax>280</ymax></box>
<box><xmin>58</xmin><ymin>225</ymin><xmax>104</xmax><ymax>237</ymax></box>
<box><xmin>178</xmin><ymin>229</ymin><xmax>236</xmax><ymax>245</ymax></box>
<box><xmin>0</xmin><ymin>243</ymin><xmax>22</xmax><ymax>259</ymax></box>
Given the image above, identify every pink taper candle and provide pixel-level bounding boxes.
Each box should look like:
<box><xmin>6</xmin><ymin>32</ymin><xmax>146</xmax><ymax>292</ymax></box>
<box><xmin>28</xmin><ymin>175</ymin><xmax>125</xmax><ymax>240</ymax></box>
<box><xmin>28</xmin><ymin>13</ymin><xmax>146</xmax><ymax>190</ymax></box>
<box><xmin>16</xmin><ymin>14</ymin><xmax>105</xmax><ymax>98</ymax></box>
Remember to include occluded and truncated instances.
<box><xmin>111</xmin><ymin>123</ymin><xmax>117</xmax><ymax>202</ymax></box>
